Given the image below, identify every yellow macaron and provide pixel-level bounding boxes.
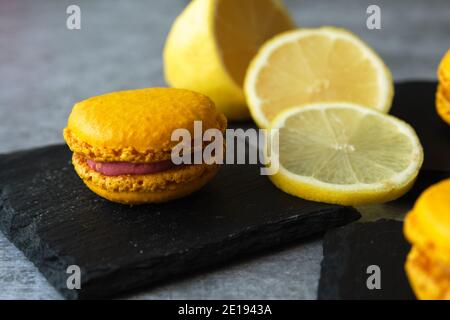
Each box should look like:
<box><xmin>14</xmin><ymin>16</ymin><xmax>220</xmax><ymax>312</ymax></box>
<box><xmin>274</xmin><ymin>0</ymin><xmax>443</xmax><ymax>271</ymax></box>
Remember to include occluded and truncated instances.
<box><xmin>438</xmin><ymin>50</ymin><xmax>450</xmax><ymax>93</ymax></box>
<box><xmin>436</xmin><ymin>84</ymin><xmax>450</xmax><ymax>125</ymax></box>
<box><xmin>64</xmin><ymin>88</ymin><xmax>227</xmax><ymax>204</ymax></box>
<box><xmin>403</xmin><ymin>178</ymin><xmax>450</xmax><ymax>299</ymax></box>
<box><xmin>437</xmin><ymin>50</ymin><xmax>450</xmax><ymax>125</ymax></box>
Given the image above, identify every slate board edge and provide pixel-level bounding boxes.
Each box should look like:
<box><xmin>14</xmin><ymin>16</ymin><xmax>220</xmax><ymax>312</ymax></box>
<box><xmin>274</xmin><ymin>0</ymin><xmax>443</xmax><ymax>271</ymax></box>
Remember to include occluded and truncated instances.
<box><xmin>93</xmin><ymin>206</ymin><xmax>360</xmax><ymax>300</ymax></box>
<box><xmin>0</xmin><ymin>187</ymin><xmax>360</xmax><ymax>299</ymax></box>
<box><xmin>318</xmin><ymin>219</ymin><xmax>358</xmax><ymax>300</ymax></box>
<box><xmin>317</xmin><ymin>219</ymin><xmax>415</xmax><ymax>300</ymax></box>
<box><xmin>0</xmin><ymin>188</ymin><xmax>79</xmax><ymax>299</ymax></box>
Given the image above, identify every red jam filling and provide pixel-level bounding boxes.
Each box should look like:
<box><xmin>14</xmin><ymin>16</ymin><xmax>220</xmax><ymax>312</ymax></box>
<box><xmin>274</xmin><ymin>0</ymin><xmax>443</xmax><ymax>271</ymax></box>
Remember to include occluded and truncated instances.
<box><xmin>86</xmin><ymin>159</ymin><xmax>178</xmax><ymax>176</ymax></box>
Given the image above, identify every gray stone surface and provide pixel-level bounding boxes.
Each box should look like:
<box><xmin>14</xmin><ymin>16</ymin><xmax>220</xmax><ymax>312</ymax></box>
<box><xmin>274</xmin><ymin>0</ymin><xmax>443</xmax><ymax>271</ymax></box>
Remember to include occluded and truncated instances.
<box><xmin>0</xmin><ymin>0</ymin><xmax>449</xmax><ymax>299</ymax></box>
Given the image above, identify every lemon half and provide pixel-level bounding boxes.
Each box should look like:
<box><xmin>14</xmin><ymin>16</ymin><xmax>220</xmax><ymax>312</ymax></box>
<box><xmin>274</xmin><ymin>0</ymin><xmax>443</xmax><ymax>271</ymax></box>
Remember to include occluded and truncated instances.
<box><xmin>268</xmin><ymin>103</ymin><xmax>423</xmax><ymax>205</ymax></box>
<box><xmin>164</xmin><ymin>0</ymin><xmax>295</xmax><ymax>120</ymax></box>
<box><xmin>245</xmin><ymin>27</ymin><xmax>394</xmax><ymax>128</ymax></box>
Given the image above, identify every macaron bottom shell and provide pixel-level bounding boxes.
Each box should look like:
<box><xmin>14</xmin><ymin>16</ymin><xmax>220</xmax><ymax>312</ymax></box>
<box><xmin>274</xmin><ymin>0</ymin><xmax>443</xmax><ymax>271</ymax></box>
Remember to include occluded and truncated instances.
<box><xmin>403</xmin><ymin>178</ymin><xmax>450</xmax><ymax>299</ymax></box>
<box><xmin>438</xmin><ymin>50</ymin><xmax>450</xmax><ymax>89</ymax></box>
<box><xmin>405</xmin><ymin>247</ymin><xmax>450</xmax><ymax>300</ymax></box>
<box><xmin>72</xmin><ymin>153</ymin><xmax>220</xmax><ymax>205</ymax></box>
<box><xmin>82</xmin><ymin>167</ymin><xmax>219</xmax><ymax>204</ymax></box>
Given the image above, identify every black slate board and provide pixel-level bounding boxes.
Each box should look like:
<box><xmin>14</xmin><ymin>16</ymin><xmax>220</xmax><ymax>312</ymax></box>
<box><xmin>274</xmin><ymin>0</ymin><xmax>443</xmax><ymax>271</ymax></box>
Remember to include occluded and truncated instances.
<box><xmin>0</xmin><ymin>145</ymin><xmax>359</xmax><ymax>299</ymax></box>
<box><xmin>318</xmin><ymin>169</ymin><xmax>450</xmax><ymax>299</ymax></box>
<box><xmin>319</xmin><ymin>219</ymin><xmax>414</xmax><ymax>300</ymax></box>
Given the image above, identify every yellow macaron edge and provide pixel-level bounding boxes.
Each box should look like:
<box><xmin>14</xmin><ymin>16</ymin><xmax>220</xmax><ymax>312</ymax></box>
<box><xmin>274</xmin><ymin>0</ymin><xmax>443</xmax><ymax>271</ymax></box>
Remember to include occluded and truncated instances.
<box><xmin>436</xmin><ymin>85</ymin><xmax>450</xmax><ymax>125</ymax></box>
<box><xmin>64</xmin><ymin>128</ymin><xmax>172</xmax><ymax>163</ymax></box>
<box><xmin>404</xmin><ymin>179</ymin><xmax>450</xmax><ymax>265</ymax></box>
<box><xmin>438</xmin><ymin>50</ymin><xmax>450</xmax><ymax>87</ymax></box>
<box><xmin>72</xmin><ymin>152</ymin><xmax>219</xmax><ymax>194</ymax></box>
<box><xmin>82</xmin><ymin>165</ymin><xmax>220</xmax><ymax>205</ymax></box>
<box><xmin>405</xmin><ymin>247</ymin><xmax>450</xmax><ymax>300</ymax></box>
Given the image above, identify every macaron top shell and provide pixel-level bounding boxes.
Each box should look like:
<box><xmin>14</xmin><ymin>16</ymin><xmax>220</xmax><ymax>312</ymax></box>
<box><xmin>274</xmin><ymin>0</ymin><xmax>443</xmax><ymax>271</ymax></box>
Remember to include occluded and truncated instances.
<box><xmin>438</xmin><ymin>50</ymin><xmax>450</xmax><ymax>84</ymax></box>
<box><xmin>64</xmin><ymin>88</ymin><xmax>227</xmax><ymax>162</ymax></box>
<box><xmin>404</xmin><ymin>178</ymin><xmax>450</xmax><ymax>264</ymax></box>
<box><xmin>438</xmin><ymin>83</ymin><xmax>450</xmax><ymax>102</ymax></box>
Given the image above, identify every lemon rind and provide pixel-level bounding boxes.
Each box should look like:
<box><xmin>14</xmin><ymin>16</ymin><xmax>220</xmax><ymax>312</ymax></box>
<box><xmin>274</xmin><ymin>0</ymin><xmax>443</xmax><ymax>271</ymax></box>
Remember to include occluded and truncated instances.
<box><xmin>164</xmin><ymin>0</ymin><xmax>247</xmax><ymax>120</ymax></box>
<box><xmin>164</xmin><ymin>0</ymin><xmax>295</xmax><ymax>120</ymax></box>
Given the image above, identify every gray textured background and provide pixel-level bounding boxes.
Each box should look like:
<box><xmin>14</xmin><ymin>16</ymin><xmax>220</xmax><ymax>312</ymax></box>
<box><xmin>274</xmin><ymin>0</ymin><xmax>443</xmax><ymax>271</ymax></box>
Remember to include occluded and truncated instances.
<box><xmin>0</xmin><ymin>0</ymin><xmax>449</xmax><ymax>299</ymax></box>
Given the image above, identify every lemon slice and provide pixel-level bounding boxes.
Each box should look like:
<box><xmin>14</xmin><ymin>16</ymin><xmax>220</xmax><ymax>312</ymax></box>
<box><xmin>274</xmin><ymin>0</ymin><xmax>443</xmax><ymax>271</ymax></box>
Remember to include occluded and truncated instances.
<box><xmin>245</xmin><ymin>27</ymin><xmax>394</xmax><ymax>128</ymax></box>
<box><xmin>164</xmin><ymin>0</ymin><xmax>295</xmax><ymax>120</ymax></box>
<box><xmin>268</xmin><ymin>103</ymin><xmax>423</xmax><ymax>205</ymax></box>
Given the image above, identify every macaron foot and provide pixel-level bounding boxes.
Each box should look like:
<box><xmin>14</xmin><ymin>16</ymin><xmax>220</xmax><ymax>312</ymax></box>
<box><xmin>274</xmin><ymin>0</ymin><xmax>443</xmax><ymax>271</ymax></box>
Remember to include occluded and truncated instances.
<box><xmin>82</xmin><ymin>165</ymin><xmax>219</xmax><ymax>205</ymax></box>
<box><xmin>405</xmin><ymin>247</ymin><xmax>450</xmax><ymax>300</ymax></box>
<box><xmin>72</xmin><ymin>152</ymin><xmax>220</xmax><ymax>205</ymax></box>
